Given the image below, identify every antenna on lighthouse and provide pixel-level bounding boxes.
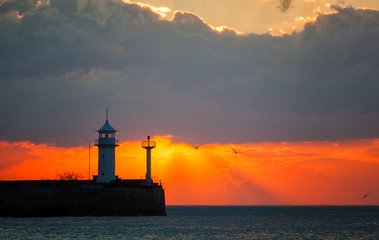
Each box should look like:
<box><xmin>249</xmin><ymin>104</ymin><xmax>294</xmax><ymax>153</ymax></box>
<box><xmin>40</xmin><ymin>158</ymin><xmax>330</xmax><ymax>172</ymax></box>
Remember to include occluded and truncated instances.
<box><xmin>106</xmin><ymin>107</ymin><xmax>108</xmax><ymax>121</ymax></box>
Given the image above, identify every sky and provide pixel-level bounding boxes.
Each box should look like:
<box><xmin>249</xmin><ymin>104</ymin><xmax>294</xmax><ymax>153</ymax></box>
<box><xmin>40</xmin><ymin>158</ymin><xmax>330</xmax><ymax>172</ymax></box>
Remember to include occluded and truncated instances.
<box><xmin>128</xmin><ymin>0</ymin><xmax>379</xmax><ymax>34</ymax></box>
<box><xmin>0</xmin><ymin>0</ymin><xmax>379</xmax><ymax>205</ymax></box>
<box><xmin>1</xmin><ymin>137</ymin><xmax>378</xmax><ymax>205</ymax></box>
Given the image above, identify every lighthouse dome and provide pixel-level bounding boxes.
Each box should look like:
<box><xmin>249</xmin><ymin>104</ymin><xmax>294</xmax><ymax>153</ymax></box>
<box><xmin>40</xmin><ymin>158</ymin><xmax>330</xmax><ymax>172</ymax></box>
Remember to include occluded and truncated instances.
<box><xmin>98</xmin><ymin>120</ymin><xmax>117</xmax><ymax>132</ymax></box>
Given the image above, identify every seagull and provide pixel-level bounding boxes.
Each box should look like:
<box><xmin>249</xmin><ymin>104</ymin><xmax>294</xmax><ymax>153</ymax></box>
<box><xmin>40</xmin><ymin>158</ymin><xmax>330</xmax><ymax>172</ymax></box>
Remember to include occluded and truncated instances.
<box><xmin>230</xmin><ymin>147</ymin><xmax>239</xmax><ymax>154</ymax></box>
<box><xmin>361</xmin><ymin>192</ymin><xmax>370</xmax><ymax>200</ymax></box>
<box><xmin>192</xmin><ymin>145</ymin><xmax>200</xmax><ymax>149</ymax></box>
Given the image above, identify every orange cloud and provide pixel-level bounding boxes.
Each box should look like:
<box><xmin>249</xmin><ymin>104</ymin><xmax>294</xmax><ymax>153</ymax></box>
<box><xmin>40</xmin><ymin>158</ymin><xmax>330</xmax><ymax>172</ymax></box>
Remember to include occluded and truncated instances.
<box><xmin>122</xmin><ymin>0</ymin><xmax>171</xmax><ymax>18</ymax></box>
<box><xmin>0</xmin><ymin>141</ymin><xmax>91</xmax><ymax>180</ymax></box>
<box><xmin>1</xmin><ymin>137</ymin><xmax>378</xmax><ymax>205</ymax></box>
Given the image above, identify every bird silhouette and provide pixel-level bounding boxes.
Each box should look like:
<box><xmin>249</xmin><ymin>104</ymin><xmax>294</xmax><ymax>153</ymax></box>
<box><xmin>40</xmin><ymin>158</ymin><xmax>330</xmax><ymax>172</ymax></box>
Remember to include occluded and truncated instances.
<box><xmin>361</xmin><ymin>192</ymin><xmax>370</xmax><ymax>200</ymax></box>
<box><xmin>192</xmin><ymin>145</ymin><xmax>200</xmax><ymax>149</ymax></box>
<box><xmin>230</xmin><ymin>147</ymin><xmax>239</xmax><ymax>154</ymax></box>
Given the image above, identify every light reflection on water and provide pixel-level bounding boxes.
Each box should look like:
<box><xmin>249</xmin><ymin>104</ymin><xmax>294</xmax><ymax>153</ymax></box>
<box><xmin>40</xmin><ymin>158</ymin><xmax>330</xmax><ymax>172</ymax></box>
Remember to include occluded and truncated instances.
<box><xmin>1</xmin><ymin>206</ymin><xmax>378</xmax><ymax>239</ymax></box>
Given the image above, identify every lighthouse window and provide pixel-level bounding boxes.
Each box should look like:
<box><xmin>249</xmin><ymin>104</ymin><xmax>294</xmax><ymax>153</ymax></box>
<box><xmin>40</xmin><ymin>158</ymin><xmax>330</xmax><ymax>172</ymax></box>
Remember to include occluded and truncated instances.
<box><xmin>100</xmin><ymin>133</ymin><xmax>115</xmax><ymax>138</ymax></box>
<box><xmin>103</xmin><ymin>154</ymin><xmax>104</xmax><ymax>158</ymax></box>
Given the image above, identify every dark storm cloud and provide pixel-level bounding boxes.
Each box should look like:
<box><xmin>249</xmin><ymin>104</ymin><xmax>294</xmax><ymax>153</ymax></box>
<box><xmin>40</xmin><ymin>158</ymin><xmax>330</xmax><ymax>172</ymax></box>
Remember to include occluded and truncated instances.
<box><xmin>1</xmin><ymin>0</ymin><xmax>379</xmax><ymax>146</ymax></box>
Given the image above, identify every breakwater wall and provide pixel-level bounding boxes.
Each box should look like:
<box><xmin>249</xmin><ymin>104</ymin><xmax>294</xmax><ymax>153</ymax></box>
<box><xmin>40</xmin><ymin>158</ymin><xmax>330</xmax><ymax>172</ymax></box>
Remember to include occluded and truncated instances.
<box><xmin>0</xmin><ymin>180</ymin><xmax>166</xmax><ymax>217</ymax></box>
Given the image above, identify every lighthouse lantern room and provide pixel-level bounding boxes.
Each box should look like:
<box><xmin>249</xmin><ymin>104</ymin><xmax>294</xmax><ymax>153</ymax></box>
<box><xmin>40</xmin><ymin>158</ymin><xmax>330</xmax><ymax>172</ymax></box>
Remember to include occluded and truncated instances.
<box><xmin>94</xmin><ymin>110</ymin><xmax>119</xmax><ymax>183</ymax></box>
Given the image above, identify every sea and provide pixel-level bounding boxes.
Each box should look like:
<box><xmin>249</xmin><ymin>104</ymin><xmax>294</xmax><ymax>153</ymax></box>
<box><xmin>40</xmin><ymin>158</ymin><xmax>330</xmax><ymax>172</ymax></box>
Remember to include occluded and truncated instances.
<box><xmin>1</xmin><ymin>206</ymin><xmax>378</xmax><ymax>239</ymax></box>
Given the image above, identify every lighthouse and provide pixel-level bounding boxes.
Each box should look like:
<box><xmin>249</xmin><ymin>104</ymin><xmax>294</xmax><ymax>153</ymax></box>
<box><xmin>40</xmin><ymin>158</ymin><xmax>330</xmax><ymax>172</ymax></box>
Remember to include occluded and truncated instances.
<box><xmin>142</xmin><ymin>136</ymin><xmax>156</xmax><ymax>185</ymax></box>
<box><xmin>95</xmin><ymin>111</ymin><xmax>119</xmax><ymax>183</ymax></box>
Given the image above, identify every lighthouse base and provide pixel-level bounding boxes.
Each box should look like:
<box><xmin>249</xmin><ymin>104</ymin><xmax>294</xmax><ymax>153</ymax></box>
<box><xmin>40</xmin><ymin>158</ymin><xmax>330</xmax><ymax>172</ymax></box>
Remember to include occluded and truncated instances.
<box><xmin>95</xmin><ymin>174</ymin><xmax>116</xmax><ymax>183</ymax></box>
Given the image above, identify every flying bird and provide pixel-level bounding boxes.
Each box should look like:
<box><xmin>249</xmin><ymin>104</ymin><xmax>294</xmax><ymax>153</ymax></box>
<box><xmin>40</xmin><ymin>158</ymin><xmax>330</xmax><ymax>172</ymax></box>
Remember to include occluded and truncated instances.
<box><xmin>361</xmin><ymin>192</ymin><xmax>370</xmax><ymax>200</ymax></box>
<box><xmin>192</xmin><ymin>145</ymin><xmax>200</xmax><ymax>149</ymax></box>
<box><xmin>230</xmin><ymin>147</ymin><xmax>239</xmax><ymax>154</ymax></box>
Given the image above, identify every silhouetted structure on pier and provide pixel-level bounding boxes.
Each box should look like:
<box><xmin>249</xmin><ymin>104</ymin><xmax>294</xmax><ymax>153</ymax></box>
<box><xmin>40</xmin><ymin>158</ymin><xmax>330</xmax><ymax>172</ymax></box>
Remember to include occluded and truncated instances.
<box><xmin>0</xmin><ymin>112</ymin><xmax>166</xmax><ymax>217</ymax></box>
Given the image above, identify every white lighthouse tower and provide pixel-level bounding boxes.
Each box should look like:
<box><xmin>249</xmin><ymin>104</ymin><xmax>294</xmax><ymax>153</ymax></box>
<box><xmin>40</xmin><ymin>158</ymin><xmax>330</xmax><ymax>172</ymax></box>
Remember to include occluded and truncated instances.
<box><xmin>142</xmin><ymin>136</ymin><xmax>156</xmax><ymax>185</ymax></box>
<box><xmin>95</xmin><ymin>111</ymin><xmax>119</xmax><ymax>183</ymax></box>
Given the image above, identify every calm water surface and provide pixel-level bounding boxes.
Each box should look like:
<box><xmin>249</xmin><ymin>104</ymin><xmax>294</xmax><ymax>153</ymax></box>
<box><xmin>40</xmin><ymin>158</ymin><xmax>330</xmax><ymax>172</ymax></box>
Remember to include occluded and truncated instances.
<box><xmin>1</xmin><ymin>206</ymin><xmax>378</xmax><ymax>239</ymax></box>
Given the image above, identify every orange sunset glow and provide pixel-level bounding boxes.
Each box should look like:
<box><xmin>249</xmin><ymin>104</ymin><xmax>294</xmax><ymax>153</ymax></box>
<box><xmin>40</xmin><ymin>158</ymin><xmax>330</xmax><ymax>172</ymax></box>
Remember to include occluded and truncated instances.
<box><xmin>1</xmin><ymin>137</ymin><xmax>378</xmax><ymax>205</ymax></box>
<box><xmin>127</xmin><ymin>0</ymin><xmax>379</xmax><ymax>35</ymax></box>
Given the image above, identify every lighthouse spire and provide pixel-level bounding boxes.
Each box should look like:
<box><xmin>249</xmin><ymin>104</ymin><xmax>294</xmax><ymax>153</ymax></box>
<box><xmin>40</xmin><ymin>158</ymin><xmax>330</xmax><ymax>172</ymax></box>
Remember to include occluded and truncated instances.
<box><xmin>106</xmin><ymin>107</ymin><xmax>108</xmax><ymax>121</ymax></box>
